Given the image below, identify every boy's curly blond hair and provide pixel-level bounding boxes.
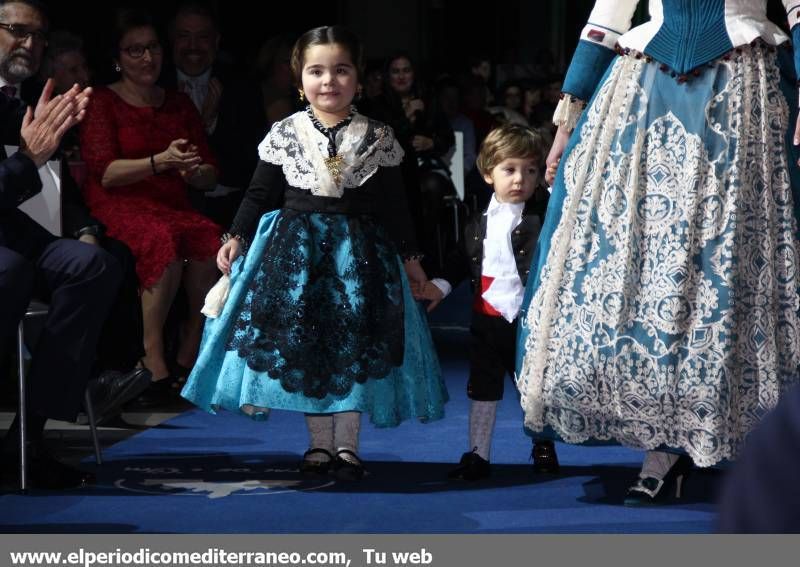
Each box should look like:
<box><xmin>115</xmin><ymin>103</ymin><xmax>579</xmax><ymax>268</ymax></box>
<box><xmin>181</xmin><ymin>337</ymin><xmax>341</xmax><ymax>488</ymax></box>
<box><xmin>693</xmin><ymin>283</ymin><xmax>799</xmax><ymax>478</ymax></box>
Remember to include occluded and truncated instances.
<box><xmin>476</xmin><ymin>123</ymin><xmax>547</xmax><ymax>177</ymax></box>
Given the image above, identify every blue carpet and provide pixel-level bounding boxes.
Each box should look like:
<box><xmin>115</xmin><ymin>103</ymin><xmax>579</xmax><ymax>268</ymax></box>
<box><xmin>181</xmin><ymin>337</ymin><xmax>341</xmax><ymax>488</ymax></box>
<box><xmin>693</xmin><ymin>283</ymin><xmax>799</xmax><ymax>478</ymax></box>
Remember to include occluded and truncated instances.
<box><xmin>0</xmin><ymin>289</ymin><xmax>721</xmax><ymax>533</ymax></box>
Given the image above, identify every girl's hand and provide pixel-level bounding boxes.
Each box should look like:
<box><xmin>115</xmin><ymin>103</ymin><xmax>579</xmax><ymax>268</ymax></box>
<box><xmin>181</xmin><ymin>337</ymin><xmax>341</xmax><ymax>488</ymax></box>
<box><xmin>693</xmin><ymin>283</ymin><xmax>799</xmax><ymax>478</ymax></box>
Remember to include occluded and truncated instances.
<box><xmin>403</xmin><ymin>258</ymin><xmax>427</xmax><ymax>287</ymax></box>
<box><xmin>545</xmin><ymin>125</ymin><xmax>571</xmax><ymax>186</ymax></box>
<box><xmin>217</xmin><ymin>239</ymin><xmax>242</xmax><ymax>274</ymax></box>
<box><xmin>414</xmin><ymin>280</ymin><xmax>445</xmax><ymax>312</ymax></box>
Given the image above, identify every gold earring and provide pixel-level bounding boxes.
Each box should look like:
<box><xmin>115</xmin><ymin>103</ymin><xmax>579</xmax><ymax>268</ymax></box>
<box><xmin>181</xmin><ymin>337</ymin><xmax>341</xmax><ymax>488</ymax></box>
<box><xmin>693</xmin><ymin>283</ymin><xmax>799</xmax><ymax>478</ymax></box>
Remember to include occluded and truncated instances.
<box><xmin>298</xmin><ymin>89</ymin><xmax>305</xmax><ymax>102</ymax></box>
<box><xmin>356</xmin><ymin>85</ymin><xmax>363</xmax><ymax>99</ymax></box>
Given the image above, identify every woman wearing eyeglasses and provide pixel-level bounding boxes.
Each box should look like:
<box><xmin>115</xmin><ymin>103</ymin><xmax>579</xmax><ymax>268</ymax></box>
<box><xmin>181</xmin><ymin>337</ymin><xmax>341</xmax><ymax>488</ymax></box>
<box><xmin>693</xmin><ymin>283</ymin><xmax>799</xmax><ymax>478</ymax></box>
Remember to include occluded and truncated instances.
<box><xmin>79</xmin><ymin>7</ymin><xmax>221</xmax><ymax>406</ymax></box>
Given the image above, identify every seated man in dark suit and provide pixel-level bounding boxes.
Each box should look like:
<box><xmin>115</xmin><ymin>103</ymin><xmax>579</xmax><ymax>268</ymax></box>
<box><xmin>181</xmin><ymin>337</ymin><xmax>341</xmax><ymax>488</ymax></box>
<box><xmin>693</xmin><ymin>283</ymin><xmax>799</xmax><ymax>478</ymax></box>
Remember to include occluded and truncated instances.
<box><xmin>0</xmin><ymin>1</ymin><xmax>151</xmax><ymax>490</ymax></box>
<box><xmin>0</xmin><ymin>73</ymin><xmax>117</xmax><ymax>488</ymax></box>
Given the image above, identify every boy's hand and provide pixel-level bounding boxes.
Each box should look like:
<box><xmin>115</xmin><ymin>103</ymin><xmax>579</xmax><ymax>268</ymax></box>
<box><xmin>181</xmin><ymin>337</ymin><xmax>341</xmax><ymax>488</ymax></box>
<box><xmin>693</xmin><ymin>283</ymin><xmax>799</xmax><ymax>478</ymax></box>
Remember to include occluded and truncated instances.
<box><xmin>415</xmin><ymin>281</ymin><xmax>445</xmax><ymax>312</ymax></box>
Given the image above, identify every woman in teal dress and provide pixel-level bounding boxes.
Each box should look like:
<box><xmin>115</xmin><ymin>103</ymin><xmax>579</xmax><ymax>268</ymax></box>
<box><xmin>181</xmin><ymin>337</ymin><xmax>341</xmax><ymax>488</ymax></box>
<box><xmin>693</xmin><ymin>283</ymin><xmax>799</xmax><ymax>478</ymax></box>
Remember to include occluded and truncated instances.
<box><xmin>516</xmin><ymin>0</ymin><xmax>800</xmax><ymax>504</ymax></box>
<box><xmin>182</xmin><ymin>26</ymin><xmax>447</xmax><ymax>481</ymax></box>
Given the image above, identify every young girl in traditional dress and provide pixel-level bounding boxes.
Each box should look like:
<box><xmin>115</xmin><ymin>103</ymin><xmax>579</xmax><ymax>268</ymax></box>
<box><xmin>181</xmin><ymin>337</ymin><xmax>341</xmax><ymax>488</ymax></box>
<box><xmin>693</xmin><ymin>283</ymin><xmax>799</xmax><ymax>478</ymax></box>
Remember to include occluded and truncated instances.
<box><xmin>182</xmin><ymin>26</ymin><xmax>447</xmax><ymax>480</ymax></box>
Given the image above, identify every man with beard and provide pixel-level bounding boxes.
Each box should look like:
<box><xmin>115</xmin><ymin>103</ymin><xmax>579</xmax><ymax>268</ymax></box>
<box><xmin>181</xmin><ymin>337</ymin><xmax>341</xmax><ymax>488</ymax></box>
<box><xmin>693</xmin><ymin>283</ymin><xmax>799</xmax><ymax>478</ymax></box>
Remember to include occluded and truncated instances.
<box><xmin>164</xmin><ymin>1</ymin><xmax>264</xmax><ymax>229</ymax></box>
<box><xmin>0</xmin><ymin>0</ymin><xmax>147</xmax><ymax>491</ymax></box>
<box><xmin>0</xmin><ymin>0</ymin><xmax>120</xmax><ymax>489</ymax></box>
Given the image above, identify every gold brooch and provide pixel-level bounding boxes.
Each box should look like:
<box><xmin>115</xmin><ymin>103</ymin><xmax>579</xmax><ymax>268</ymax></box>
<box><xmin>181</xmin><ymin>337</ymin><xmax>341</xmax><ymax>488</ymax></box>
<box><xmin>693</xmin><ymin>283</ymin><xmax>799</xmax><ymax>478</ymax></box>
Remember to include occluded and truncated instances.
<box><xmin>324</xmin><ymin>154</ymin><xmax>345</xmax><ymax>185</ymax></box>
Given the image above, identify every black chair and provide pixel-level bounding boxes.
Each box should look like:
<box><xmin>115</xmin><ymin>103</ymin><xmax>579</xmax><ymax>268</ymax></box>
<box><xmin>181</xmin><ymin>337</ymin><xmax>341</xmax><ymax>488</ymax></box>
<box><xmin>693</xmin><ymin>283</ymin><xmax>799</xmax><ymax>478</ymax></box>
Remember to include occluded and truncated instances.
<box><xmin>16</xmin><ymin>300</ymin><xmax>102</xmax><ymax>491</ymax></box>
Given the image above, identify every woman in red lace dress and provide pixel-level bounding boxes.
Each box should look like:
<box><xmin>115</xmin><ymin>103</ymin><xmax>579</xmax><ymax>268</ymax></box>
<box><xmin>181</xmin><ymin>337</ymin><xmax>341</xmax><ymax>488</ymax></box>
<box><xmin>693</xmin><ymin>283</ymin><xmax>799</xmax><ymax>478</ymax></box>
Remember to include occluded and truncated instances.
<box><xmin>80</xmin><ymin>8</ymin><xmax>220</xmax><ymax>403</ymax></box>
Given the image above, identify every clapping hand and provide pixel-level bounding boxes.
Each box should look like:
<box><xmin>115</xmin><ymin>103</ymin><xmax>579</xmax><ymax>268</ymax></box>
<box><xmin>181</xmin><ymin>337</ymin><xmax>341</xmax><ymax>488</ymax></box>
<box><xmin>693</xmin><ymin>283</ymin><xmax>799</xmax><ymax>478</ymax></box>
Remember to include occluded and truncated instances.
<box><xmin>21</xmin><ymin>80</ymin><xmax>93</xmax><ymax>168</ymax></box>
<box><xmin>177</xmin><ymin>143</ymin><xmax>203</xmax><ymax>182</ymax></box>
<box><xmin>158</xmin><ymin>139</ymin><xmax>201</xmax><ymax>173</ymax></box>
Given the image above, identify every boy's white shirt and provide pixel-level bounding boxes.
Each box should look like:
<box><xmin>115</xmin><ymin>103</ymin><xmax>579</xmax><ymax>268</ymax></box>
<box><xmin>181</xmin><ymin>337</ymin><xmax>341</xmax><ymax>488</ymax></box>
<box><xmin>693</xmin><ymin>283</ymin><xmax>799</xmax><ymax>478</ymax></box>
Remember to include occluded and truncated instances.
<box><xmin>431</xmin><ymin>195</ymin><xmax>526</xmax><ymax>323</ymax></box>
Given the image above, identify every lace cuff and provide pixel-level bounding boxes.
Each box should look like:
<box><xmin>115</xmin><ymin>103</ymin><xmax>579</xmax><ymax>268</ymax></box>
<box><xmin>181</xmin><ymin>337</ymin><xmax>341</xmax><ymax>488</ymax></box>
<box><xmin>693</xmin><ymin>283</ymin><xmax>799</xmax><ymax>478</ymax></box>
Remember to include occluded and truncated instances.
<box><xmin>402</xmin><ymin>253</ymin><xmax>424</xmax><ymax>263</ymax></box>
<box><xmin>553</xmin><ymin>94</ymin><xmax>587</xmax><ymax>131</ymax></box>
<box><xmin>221</xmin><ymin>232</ymin><xmax>249</xmax><ymax>254</ymax></box>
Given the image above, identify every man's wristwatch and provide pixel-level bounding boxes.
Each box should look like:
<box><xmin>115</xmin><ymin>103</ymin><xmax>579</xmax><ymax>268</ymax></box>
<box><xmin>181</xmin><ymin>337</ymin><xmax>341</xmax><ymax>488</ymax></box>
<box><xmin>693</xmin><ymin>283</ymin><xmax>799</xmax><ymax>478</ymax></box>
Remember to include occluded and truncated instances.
<box><xmin>74</xmin><ymin>225</ymin><xmax>102</xmax><ymax>239</ymax></box>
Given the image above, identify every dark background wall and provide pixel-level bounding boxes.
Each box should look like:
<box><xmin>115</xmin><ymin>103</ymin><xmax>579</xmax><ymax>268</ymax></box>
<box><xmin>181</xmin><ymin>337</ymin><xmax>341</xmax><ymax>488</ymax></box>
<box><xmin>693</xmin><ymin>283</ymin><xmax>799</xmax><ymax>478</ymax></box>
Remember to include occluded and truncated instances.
<box><xmin>38</xmin><ymin>0</ymin><xmax>790</xmax><ymax>83</ymax></box>
<box><xmin>39</xmin><ymin>0</ymin><xmax>597</xmax><ymax>81</ymax></box>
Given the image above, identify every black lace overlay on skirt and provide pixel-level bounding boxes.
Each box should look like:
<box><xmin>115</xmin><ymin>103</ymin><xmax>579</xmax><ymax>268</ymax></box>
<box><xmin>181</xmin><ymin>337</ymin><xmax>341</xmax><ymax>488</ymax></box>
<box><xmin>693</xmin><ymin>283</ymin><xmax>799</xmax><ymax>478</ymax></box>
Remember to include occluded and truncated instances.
<box><xmin>225</xmin><ymin>210</ymin><xmax>405</xmax><ymax>399</ymax></box>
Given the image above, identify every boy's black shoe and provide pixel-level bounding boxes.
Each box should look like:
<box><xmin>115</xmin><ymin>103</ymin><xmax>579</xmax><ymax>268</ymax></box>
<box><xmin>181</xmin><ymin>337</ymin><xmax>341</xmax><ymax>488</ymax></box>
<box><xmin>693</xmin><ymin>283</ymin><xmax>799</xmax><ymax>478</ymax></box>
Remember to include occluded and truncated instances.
<box><xmin>448</xmin><ymin>450</ymin><xmax>491</xmax><ymax>481</ymax></box>
<box><xmin>532</xmin><ymin>440</ymin><xmax>560</xmax><ymax>474</ymax></box>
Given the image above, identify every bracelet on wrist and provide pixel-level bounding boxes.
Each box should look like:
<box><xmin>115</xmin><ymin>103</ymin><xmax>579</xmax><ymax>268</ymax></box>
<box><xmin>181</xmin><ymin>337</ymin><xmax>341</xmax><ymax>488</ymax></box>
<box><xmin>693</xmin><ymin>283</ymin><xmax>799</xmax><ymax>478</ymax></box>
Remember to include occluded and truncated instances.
<box><xmin>150</xmin><ymin>154</ymin><xmax>158</xmax><ymax>175</ymax></box>
<box><xmin>220</xmin><ymin>232</ymin><xmax>248</xmax><ymax>250</ymax></box>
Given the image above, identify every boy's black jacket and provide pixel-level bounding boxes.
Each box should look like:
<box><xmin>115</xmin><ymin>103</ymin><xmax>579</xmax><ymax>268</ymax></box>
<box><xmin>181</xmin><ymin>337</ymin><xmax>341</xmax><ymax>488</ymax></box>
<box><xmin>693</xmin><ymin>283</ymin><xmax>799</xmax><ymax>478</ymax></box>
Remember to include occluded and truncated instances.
<box><xmin>437</xmin><ymin>191</ymin><xmax>548</xmax><ymax>291</ymax></box>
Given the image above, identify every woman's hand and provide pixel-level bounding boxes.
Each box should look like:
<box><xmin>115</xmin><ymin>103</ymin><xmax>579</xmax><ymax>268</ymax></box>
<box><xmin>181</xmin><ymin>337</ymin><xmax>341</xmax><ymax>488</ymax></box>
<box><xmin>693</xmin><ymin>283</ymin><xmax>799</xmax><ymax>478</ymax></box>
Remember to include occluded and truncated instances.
<box><xmin>794</xmin><ymin>113</ymin><xmax>800</xmax><ymax>160</ymax></box>
<box><xmin>217</xmin><ymin>239</ymin><xmax>242</xmax><ymax>274</ymax></box>
<box><xmin>403</xmin><ymin>98</ymin><xmax>425</xmax><ymax>122</ymax></box>
<box><xmin>545</xmin><ymin>125</ymin><xmax>571</xmax><ymax>186</ymax></box>
<box><xmin>545</xmin><ymin>159</ymin><xmax>560</xmax><ymax>187</ymax></box>
<box><xmin>154</xmin><ymin>139</ymin><xmax>201</xmax><ymax>173</ymax></box>
<box><xmin>411</xmin><ymin>135</ymin><xmax>434</xmax><ymax>152</ymax></box>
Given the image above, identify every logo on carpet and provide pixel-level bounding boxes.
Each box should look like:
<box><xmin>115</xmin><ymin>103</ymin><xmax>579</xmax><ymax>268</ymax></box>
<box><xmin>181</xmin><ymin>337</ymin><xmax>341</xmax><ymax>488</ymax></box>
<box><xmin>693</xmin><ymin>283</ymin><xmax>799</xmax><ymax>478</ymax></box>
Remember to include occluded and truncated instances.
<box><xmin>115</xmin><ymin>465</ymin><xmax>335</xmax><ymax>499</ymax></box>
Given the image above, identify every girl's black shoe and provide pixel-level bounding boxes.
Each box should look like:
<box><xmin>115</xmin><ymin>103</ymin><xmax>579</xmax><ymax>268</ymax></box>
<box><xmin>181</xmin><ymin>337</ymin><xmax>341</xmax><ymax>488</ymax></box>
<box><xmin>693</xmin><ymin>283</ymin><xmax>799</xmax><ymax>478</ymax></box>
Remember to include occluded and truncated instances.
<box><xmin>624</xmin><ymin>454</ymin><xmax>693</xmax><ymax>507</ymax></box>
<box><xmin>299</xmin><ymin>448</ymin><xmax>333</xmax><ymax>475</ymax></box>
<box><xmin>333</xmin><ymin>449</ymin><xmax>365</xmax><ymax>481</ymax></box>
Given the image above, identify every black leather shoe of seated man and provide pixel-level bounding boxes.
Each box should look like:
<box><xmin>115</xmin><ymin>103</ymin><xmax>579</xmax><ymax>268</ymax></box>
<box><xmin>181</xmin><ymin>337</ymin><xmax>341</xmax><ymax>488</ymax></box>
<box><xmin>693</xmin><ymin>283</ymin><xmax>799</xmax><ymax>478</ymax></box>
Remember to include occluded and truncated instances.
<box><xmin>86</xmin><ymin>368</ymin><xmax>152</xmax><ymax>424</ymax></box>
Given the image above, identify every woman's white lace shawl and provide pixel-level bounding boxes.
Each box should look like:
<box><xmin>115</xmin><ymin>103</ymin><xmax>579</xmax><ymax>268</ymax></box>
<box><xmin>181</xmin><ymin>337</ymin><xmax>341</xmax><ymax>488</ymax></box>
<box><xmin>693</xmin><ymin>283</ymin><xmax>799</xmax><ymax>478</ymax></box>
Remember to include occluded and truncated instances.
<box><xmin>257</xmin><ymin>111</ymin><xmax>405</xmax><ymax>198</ymax></box>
